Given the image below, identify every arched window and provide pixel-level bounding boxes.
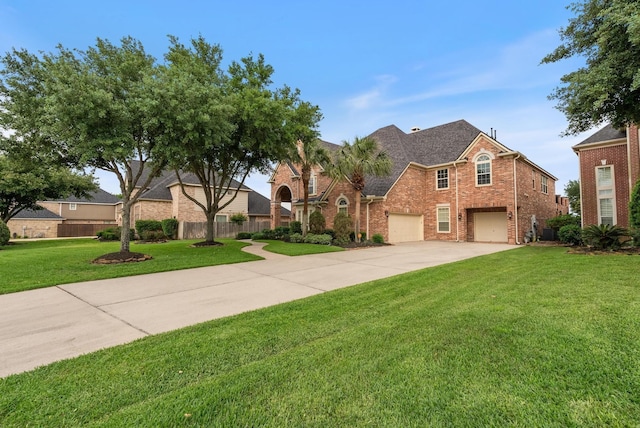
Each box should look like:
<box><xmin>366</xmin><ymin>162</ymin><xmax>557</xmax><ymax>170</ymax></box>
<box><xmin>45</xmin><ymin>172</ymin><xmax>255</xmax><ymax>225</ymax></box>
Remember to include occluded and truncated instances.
<box><xmin>336</xmin><ymin>197</ymin><xmax>349</xmax><ymax>215</ymax></box>
<box><xmin>476</xmin><ymin>154</ymin><xmax>492</xmax><ymax>186</ymax></box>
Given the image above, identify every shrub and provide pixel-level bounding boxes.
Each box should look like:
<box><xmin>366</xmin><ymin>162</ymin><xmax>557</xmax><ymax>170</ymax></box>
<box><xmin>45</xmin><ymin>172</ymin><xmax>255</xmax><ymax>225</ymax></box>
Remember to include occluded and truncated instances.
<box><xmin>333</xmin><ymin>212</ymin><xmax>353</xmax><ymax>244</ymax></box>
<box><xmin>273</xmin><ymin>226</ymin><xmax>290</xmax><ymax>239</ymax></box>
<box><xmin>97</xmin><ymin>227</ymin><xmax>135</xmax><ymax>241</ymax></box>
<box><xmin>161</xmin><ymin>218</ymin><xmax>179</xmax><ymax>239</ymax></box>
<box><xmin>350</xmin><ymin>231</ymin><xmax>366</xmax><ymax>242</ymax></box>
<box><xmin>0</xmin><ymin>220</ymin><xmax>10</xmax><ymax>246</ymax></box>
<box><xmin>135</xmin><ymin>220</ymin><xmax>162</xmax><ymax>237</ymax></box>
<box><xmin>582</xmin><ymin>224</ymin><xmax>628</xmax><ymax>250</ymax></box>
<box><xmin>289</xmin><ymin>221</ymin><xmax>302</xmax><ymax>235</ymax></box>
<box><xmin>629</xmin><ymin>228</ymin><xmax>640</xmax><ymax>247</ymax></box>
<box><xmin>630</xmin><ymin>179</ymin><xmax>640</xmax><ymax>228</ymax></box>
<box><xmin>323</xmin><ymin>229</ymin><xmax>335</xmax><ymax>239</ymax></box>
<box><xmin>303</xmin><ymin>233</ymin><xmax>333</xmax><ymax>245</ymax></box>
<box><xmin>372</xmin><ymin>233</ymin><xmax>384</xmax><ymax>244</ymax></box>
<box><xmin>309</xmin><ymin>211</ymin><xmax>326</xmax><ymax>234</ymax></box>
<box><xmin>289</xmin><ymin>233</ymin><xmax>304</xmax><ymax>243</ymax></box>
<box><xmin>558</xmin><ymin>224</ymin><xmax>582</xmax><ymax>246</ymax></box>
<box><xmin>546</xmin><ymin>214</ymin><xmax>581</xmax><ymax>230</ymax></box>
<box><xmin>251</xmin><ymin>232</ymin><xmax>265</xmax><ymax>240</ymax></box>
<box><xmin>141</xmin><ymin>230</ymin><xmax>166</xmax><ymax>241</ymax></box>
<box><xmin>236</xmin><ymin>232</ymin><xmax>253</xmax><ymax>240</ymax></box>
<box><xmin>260</xmin><ymin>229</ymin><xmax>276</xmax><ymax>240</ymax></box>
<box><xmin>230</xmin><ymin>213</ymin><xmax>248</xmax><ymax>225</ymax></box>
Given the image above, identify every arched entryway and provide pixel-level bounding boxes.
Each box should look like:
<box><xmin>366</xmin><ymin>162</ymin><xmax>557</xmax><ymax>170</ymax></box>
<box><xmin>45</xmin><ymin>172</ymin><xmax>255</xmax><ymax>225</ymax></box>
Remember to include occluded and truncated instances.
<box><xmin>271</xmin><ymin>185</ymin><xmax>293</xmax><ymax>228</ymax></box>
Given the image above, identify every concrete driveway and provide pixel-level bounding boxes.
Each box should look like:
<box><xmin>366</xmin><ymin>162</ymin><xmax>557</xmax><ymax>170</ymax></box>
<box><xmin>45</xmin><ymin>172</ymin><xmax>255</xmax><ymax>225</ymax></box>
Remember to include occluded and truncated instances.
<box><xmin>0</xmin><ymin>240</ymin><xmax>514</xmax><ymax>377</ymax></box>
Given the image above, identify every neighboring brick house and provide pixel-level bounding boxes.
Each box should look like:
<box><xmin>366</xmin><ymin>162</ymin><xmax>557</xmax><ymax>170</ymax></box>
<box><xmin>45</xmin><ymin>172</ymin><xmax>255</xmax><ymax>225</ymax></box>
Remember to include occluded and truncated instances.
<box><xmin>270</xmin><ymin>120</ymin><xmax>566</xmax><ymax>244</ymax></box>
<box><xmin>123</xmin><ymin>163</ymin><xmax>289</xmax><ymax>236</ymax></box>
<box><xmin>572</xmin><ymin>124</ymin><xmax>640</xmax><ymax>228</ymax></box>
<box><xmin>7</xmin><ymin>188</ymin><xmax>120</xmax><ymax>238</ymax></box>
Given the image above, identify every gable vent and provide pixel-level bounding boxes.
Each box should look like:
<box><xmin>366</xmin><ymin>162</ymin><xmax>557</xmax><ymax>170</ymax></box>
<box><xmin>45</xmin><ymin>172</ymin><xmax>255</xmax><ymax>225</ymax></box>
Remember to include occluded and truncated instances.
<box><xmin>410</xmin><ymin>126</ymin><xmax>421</xmax><ymax>133</ymax></box>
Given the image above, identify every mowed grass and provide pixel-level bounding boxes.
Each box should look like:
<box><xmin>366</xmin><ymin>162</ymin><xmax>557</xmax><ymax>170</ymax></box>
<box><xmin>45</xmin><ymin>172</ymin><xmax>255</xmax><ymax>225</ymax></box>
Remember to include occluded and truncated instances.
<box><xmin>0</xmin><ymin>238</ymin><xmax>261</xmax><ymax>294</ymax></box>
<box><xmin>1</xmin><ymin>246</ymin><xmax>639</xmax><ymax>426</ymax></box>
<box><xmin>257</xmin><ymin>239</ymin><xmax>344</xmax><ymax>256</ymax></box>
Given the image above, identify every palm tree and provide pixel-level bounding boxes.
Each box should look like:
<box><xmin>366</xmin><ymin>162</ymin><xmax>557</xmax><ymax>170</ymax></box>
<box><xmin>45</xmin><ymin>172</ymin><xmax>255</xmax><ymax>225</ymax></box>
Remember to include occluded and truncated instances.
<box><xmin>331</xmin><ymin>136</ymin><xmax>392</xmax><ymax>242</ymax></box>
<box><xmin>291</xmin><ymin>138</ymin><xmax>330</xmax><ymax>235</ymax></box>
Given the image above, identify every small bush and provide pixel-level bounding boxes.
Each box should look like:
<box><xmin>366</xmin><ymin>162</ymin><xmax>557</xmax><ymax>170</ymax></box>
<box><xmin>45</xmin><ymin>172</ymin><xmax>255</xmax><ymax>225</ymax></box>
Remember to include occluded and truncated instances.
<box><xmin>333</xmin><ymin>212</ymin><xmax>353</xmax><ymax>244</ymax></box>
<box><xmin>323</xmin><ymin>229</ymin><xmax>335</xmax><ymax>239</ymax></box>
<box><xmin>303</xmin><ymin>233</ymin><xmax>333</xmax><ymax>245</ymax></box>
<box><xmin>546</xmin><ymin>214</ymin><xmax>581</xmax><ymax>230</ymax></box>
<box><xmin>350</xmin><ymin>231</ymin><xmax>366</xmax><ymax>242</ymax></box>
<box><xmin>582</xmin><ymin>224</ymin><xmax>628</xmax><ymax>250</ymax></box>
<box><xmin>260</xmin><ymin>229</ymin><xmax>276</xmax><ymax>240</ymax></box>
<box><xmin>135</xmin><ymin>220</ymin><xmax>163</xmax><ymax>236</ymax></box>
<box><xmin>630</xmin><ymin>228</ymin><xmax>640</xmax><ymax>247</ymax></box>
<box><xmin>97</xmin><ymin>227</ymin><xmax>135</xmax><ymax>241</ymax></box>
<box><xmin>309</xmin><ymin>211</ymin><xmax>326</xmax><ymax>235</ymax></box>
<box><xmin>289</xmin><ymin>233</ymin><xmax>304</xmax><ymax>243</ymax></box>
<box><xmin>236</xmin><ymin>232</ymin><xmax>253</xmax><ymax>240</ymax></box>
<box><xmin>289</xmin><ymin>221</ymin><xmax>302</xmax><ymax>235</ymax></box>
<box><xmin>273</xmin><ymin>226</ymin><xmax>290</xmax><ymax>239</ymax></box>
<box><xmin>558</xmin><ymin>224</ymin><xmax>582</xmax><ymax>246</ymax></box>
<box><xmin>0</xmin><ymin>220</ymin><xmax>10</xmax><ymax>246</ymax></box>
<box><xmin>141</xmin><ymin>230</ymin><xmax>166</xmax><ymax>241</ymax></box>
<box><xmin>161</xmin><ymin>218</ymin><xmax>179</xmax><ymax>239</ymax></box>
<box><xmin>251</xmin><ymin>232</ymin><xmax>265</xmax><ymax>240</ymax></box>
<box><xmin>372</xmin><ymin>233</ymin><xmax>384</xmax><ymax>244</ymax></box>
<box><xmin>230</xmin><ymin>213</ymin><xmax>248</xmax><ymax>225</ymax></box>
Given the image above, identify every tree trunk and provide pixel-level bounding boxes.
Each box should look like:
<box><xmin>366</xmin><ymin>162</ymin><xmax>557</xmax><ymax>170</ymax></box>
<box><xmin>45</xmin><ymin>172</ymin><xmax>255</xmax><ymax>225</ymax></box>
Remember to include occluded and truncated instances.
<box><xmin>302</xmin><ymin>167</ymin><xmax>310</xmax><ymax>236</ymax></box>
<box><xmin>354</xmin><ymin>191</ymin><xmax>361</xmax><ymax>243</ymax></box>
<box><xmin>205</xmin><ymin>211</ymin><xmax>216</xmax><ymax>243</ymax></box>
<box><xmin>120</xmin><ymin>203</ymin><xmax>131</xmax><ymax>253</ymax></box>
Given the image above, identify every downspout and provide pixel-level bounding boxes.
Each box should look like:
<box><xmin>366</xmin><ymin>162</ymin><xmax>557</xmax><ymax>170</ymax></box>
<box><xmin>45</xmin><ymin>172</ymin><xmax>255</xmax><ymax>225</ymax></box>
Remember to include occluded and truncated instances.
<box><xmin>454</xmin><ymin>161</ymin><xmax>460</xmax><ymax>242</ymax></box>
<box><xmin>513</xmin><ymin>154</ymin><xmax>521</xmax><ymax>244</ymax></box>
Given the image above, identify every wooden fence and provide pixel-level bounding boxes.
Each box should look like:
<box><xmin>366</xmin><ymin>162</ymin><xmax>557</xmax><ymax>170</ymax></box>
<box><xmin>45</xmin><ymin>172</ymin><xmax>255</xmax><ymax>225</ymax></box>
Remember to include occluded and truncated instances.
<box><xmin>57</xmin><ymin>223</ymin><xmax>112</xmax><ymax>237</ymax></box>
<box><xmin>182</xmin><ymin>221</ymin><xmax>271</xmax><ymax>239</ymax></box>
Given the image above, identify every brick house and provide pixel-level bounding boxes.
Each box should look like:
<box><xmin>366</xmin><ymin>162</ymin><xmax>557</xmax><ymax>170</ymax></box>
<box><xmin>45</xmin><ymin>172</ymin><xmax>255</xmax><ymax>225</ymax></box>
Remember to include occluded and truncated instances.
<box><xmin>7</xmin><ymin>188</ymin><xmax>120</xmax><ymax>238</ymax></box>
<box><xmin>572</xmin><ymin>124</ymin><xmax>640</xmax><ymax>227</ymax></box>
<box><xmin>270</xmin><ymin>120</ymin><xmax>566</xmax><ymax>244</ymax></box>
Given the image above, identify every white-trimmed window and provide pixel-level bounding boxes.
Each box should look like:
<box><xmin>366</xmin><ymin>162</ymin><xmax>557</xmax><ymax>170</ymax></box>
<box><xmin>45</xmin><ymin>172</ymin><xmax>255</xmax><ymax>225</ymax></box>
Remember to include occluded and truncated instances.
<box><xmin>541</xmin><ymin>175</ymin><xmax>548</xmax><ymax>194</ymax></box>
<box><xmin>437</xmin><ymin>168</ymin><xmax>449</xmax><ymax>189</ymax></box>
<box><xmin>476</xmin><ymin>154</ymin><xmax>491</xmax><ymax>186</ymax></box>
<box><xmin>215</xmin><ymin>214</ymin><xmax>227</xmax><ymax>223</ymax></box>
<box><xmin>596</xmin><ymin>166</ymin><xmax>615</xmax><ymax>225</ymax></box>
<box><xmin>308</xmin><ymin>175</ymin><xmax>317</xmax><ymax>196</ymax></box>
<box><xmin>437</xmin><ymin>205</ymin><xmax>450</xmax><ymax>233</ymax></box>
<box><xmin>336</xmin><ymin>197</ymin><xmax>349</xmax><ymax>215</ymax></box>
<box><xmin>69</xmin><ymin>203</ymin><xmax>77</xmax><ymax>211</ymax></box>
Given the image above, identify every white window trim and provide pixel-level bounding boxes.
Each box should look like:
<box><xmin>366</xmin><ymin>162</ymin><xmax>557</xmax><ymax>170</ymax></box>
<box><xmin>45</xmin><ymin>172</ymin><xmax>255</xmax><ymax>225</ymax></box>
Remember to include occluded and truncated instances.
<box><xmin>69</xmin><ymin>203</ymin><xmax>77</xmax><ymax>211</ymax></box>
<box><xmin>474</xmin><ymin>153</ymin><xmax>493</xmax><ymax>187</ymax></box>
<box><xmin>336</xmin><ymin>195</ymin><xmax>349</xmax><ymax>215</ymax></box>
<box><xmin>541</xmin><ymin>175</ymin><xmax>548</xmax><ymax>194</ymax></box>
<box><xmin>215</xmin><ymin>214</ymin><xmax>228</xmax><ymax>223</ymax></box>
<box><xmin>436</xmin><ymin>168</ymin><xmax>449</xmax><ymax>190</ymax></box>
<box><xmin>436</xmin><ymin>205</ymin><xmax>450</xmax><ymax>233</ymax></box>
<box><xmin>596</xmin><ymin>165</ymin><xmax>616</xmax><ymax>225</ymax></box>
<box><xmin>308</xmin><ymin>175</ymin><xmax>317</xmax><ymax>196</ymax></box>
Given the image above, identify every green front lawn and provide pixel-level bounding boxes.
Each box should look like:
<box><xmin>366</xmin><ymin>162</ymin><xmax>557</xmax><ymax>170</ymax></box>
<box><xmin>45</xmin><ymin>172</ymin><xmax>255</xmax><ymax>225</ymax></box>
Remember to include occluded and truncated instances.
<box><xmin>1</xmin><ymin>246</ymin><xmax>639</xmax><ymax>426</ymax></box>
<box><xmin>0</xmin><ymin>238</ymin><xmax>261</xmax><ymax>294</ymax></box>
<box><xmin>258</xmin><ymin>239</ymin><xmax>344</xmax><ymax>256</ymax></box>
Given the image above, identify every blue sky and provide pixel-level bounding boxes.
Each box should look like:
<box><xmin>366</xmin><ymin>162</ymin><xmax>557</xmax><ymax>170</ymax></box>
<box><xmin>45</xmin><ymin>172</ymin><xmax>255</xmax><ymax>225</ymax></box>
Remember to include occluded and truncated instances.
<box><xmin>1</xmin><ymin>0</ymin><xmax>592</xmax><ymax>197</ymax></box>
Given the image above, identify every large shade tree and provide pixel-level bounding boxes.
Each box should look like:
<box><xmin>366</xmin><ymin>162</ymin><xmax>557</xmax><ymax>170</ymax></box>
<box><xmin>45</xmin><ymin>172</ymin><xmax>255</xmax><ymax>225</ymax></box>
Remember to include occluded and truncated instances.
<box><xmin>330</xmin><ymin>136</ymin><xmax>392</xmax><ymax>242</ymax></box>
<box><xmin>0</xmin><ymin>38</ymin><xmax>166</xmax><ymax>253</ymax></box>
<box><xmin>564</xmin><ymin>179</ymin><xmax>581</xmax><ymax>214</ymax></box>
<box><xmin>542</xmin><ymin>0</ymin><xmax>640</xmax><ymax>134</ymax></box>
<box><xmin>156</xmin><ymin>36</ymin><xmax>322</xmax><ymax>243</ymax></box>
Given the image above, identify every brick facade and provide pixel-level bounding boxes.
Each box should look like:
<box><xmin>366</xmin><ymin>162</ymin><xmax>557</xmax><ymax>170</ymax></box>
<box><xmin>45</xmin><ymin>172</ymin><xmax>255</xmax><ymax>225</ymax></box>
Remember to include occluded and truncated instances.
<box><xmin>6</xmin><ymin>219</ymin><xmax>62</xmax><ymax>239</ymax></box>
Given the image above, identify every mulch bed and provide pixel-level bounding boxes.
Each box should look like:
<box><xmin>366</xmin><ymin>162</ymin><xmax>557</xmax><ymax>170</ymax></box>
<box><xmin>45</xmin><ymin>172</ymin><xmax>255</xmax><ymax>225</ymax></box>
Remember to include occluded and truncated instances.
<box><xmin>190</xmin><ymin>241</ymin><xmax>224</xmax><ymax>248</ymax></box>
<box><xmin>337</xmin><ymin>241</ymin><xmax>391</xmax><ymax>249</ymax></box>
<box><xmin>92</xmin><ymin>252</ymin><xmax>153</xmax><ymax>264</ymax></box>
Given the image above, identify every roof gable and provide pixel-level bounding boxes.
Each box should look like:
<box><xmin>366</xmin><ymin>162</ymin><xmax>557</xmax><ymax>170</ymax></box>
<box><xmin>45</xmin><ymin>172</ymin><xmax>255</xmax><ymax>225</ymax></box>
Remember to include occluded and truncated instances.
<box><xmin>574</xmin><ymin>124</ymin><xmax>627</xmax><ymax>148</ymax></box>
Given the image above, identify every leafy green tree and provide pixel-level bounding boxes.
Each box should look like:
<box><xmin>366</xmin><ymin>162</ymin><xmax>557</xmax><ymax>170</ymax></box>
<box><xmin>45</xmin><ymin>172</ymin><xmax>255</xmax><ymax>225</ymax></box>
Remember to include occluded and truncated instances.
<box><xmin>333</xmin><ymin>212</ymin><xmax>353</xmax><ymax>244</ymax></box>
<box><xmin>330</xmin><ymin>136</ymin><xmax>392</xmax><ymax>242</ymax></box>
<box><xmin>542</xmin><ymin>0</ymin><xmax>640</xmax><ymax>134</ymax></box>
<box><xmin>629</xmin><ymin>178</ymin><xmax>640</xmax><ymax>228</ymax></box>
<box><xmin>308</xmin><ymin>210</ymin><xmax>326</xmax><ymax>235</ymax></box>
<box><xmin>564</xmin><ymin>179</ymin><xmax>581</xmax><ymax>214</ymax></box>
<box><xmin>0</xmin><ymin>37</ymin><xmax>166</xmax><ymax>253</ymax></box>
<box><xmin>156</xmin><ymin>36</ymin><xmax>321</xmax><ymax>244</ymax></box>
<box><xmin>289</xmin><ymin>139</ymin><xmax>329</xmax><ymax>235</ymax></box>
<box><xmin>0</xmin><ymin>219</ymin><xmax>10</xmax><ymax>245</ymax></box>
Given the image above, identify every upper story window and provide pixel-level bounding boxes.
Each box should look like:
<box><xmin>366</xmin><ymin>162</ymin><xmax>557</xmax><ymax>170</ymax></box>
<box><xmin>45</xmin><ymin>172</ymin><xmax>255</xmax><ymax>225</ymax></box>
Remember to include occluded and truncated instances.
<box><xmin>532</xmin><ymin>170</ymin><xmax>536</xmax><ymax>189</ymax></box>
<box><xmin>69</xmin><ymin>203</ymin><xmax>77</xmax><ymax>211</ymax></box>
<box><xmin>476</xmin><ymin>154</ymin><xmax>492</xmax><ymax>186</ymax></box>
<box><xmin>596</xmin><ymin>165</ymin><xmax>615</xmax><ymax>225</ymax></box>
<box><xmin>336</xmin><ymin>197</ymin><xmax>349</xmax><ymax>215</ymax></box>
<box><xmin>541</xmin><ymin>176</ymin><xmax>548</xmax><ymax>194</ymax></box>
<box><xmin>437</xmin><ymin>169</ymin><xmax>449</xmax><ymax>189</ymax></box>
<box><xmin>308</xmin><ymin>175</ymin><xmax>317</xmax><ymax>196</ymax></box>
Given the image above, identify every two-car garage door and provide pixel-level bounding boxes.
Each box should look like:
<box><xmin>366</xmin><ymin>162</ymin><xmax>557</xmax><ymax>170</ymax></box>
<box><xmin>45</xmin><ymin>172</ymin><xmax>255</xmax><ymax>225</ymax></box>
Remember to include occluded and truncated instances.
<box><xmin>388</xmin><ymin>214</ymin><xmax>423</xmax><ymax>243</ymax></box>
<box><xmin>474</xmin><ymin>212</ymin><xmax>507</xmax><ymax>243</ymax></box>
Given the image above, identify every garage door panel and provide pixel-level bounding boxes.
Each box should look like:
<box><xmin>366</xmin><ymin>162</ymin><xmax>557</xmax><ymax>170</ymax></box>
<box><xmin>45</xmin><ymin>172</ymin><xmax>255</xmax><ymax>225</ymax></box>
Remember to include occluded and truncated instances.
<box><xmin>474</xmin><ymin>212</ymin><xmax>507</xmax><ymax>243</ymax></box>
<box><xmin>389</xmin><ymin>214</ymin><xmax>423</xmax><ymax>243</ymax></box>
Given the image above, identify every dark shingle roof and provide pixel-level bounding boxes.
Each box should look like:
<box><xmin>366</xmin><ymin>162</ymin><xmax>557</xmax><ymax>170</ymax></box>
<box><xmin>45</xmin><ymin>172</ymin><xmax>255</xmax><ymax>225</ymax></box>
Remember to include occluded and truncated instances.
<box><xmin>248</xmin><ymin>191</ymin><xmax>290</xmax><ymax>216</ymax></box>
<box><xmin>363</xmin><ymin>120</ymin><xmax>483</xmax><ymax>196</ymax></box>
<box><xmin>575</xmin><ymin>124</ymin><xmax>627</xmax><ymax>147</ymax></box>
<box><xmin>12</xmin><ymin>206</ymin><xmax>63</xmax><ymax>219</ymax></box>
<box><xmin>45</xmin><ymin>188</ymin><xmax>119</xmax><ymax>204</ymax></box>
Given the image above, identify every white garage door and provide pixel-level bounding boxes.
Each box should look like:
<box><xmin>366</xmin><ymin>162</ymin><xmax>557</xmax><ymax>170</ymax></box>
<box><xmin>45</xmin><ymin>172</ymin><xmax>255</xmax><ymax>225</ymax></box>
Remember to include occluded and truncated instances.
<box><xmin>474</xmin><ymin>212</ymin><xmax>508</xmax><ymax>242</ymax></box>
<box><xmin>388</xmin><ymin>214</ymin><xmax>423</xmax><ymax>243</ymax></box>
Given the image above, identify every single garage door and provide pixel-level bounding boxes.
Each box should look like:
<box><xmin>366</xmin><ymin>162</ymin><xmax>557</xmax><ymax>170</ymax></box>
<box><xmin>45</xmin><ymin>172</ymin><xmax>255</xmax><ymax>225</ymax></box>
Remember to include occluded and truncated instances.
<box><xmin>474</xmin><ymin>212</ymin><xmax>508</xmax><ymax>242</ymax></box>
<box><xmin>388</xmin><ymin>214</ymin><xmax>423</xmax><ymax>243</ymax></box>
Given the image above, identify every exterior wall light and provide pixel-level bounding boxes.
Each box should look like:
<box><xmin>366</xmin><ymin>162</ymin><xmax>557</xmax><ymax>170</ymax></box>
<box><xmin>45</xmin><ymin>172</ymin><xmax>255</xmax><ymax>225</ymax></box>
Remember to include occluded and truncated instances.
<box><xmin>508</xmin><ymin>211</ymin><xmax>513</xmax><ymax>220</ymax></box>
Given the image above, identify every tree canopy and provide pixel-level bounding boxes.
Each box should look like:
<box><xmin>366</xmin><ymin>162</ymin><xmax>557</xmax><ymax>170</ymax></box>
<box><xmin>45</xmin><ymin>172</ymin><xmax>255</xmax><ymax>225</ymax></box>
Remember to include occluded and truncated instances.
<box><xmin>542</xmin><ymin>0</ymin><xmax>640</xmax><ymax>134</ymax></box>
<box><xmin>564</xmin><ymin>179</ymin><xmax>581</xmax><ymax>214</ymax></box>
